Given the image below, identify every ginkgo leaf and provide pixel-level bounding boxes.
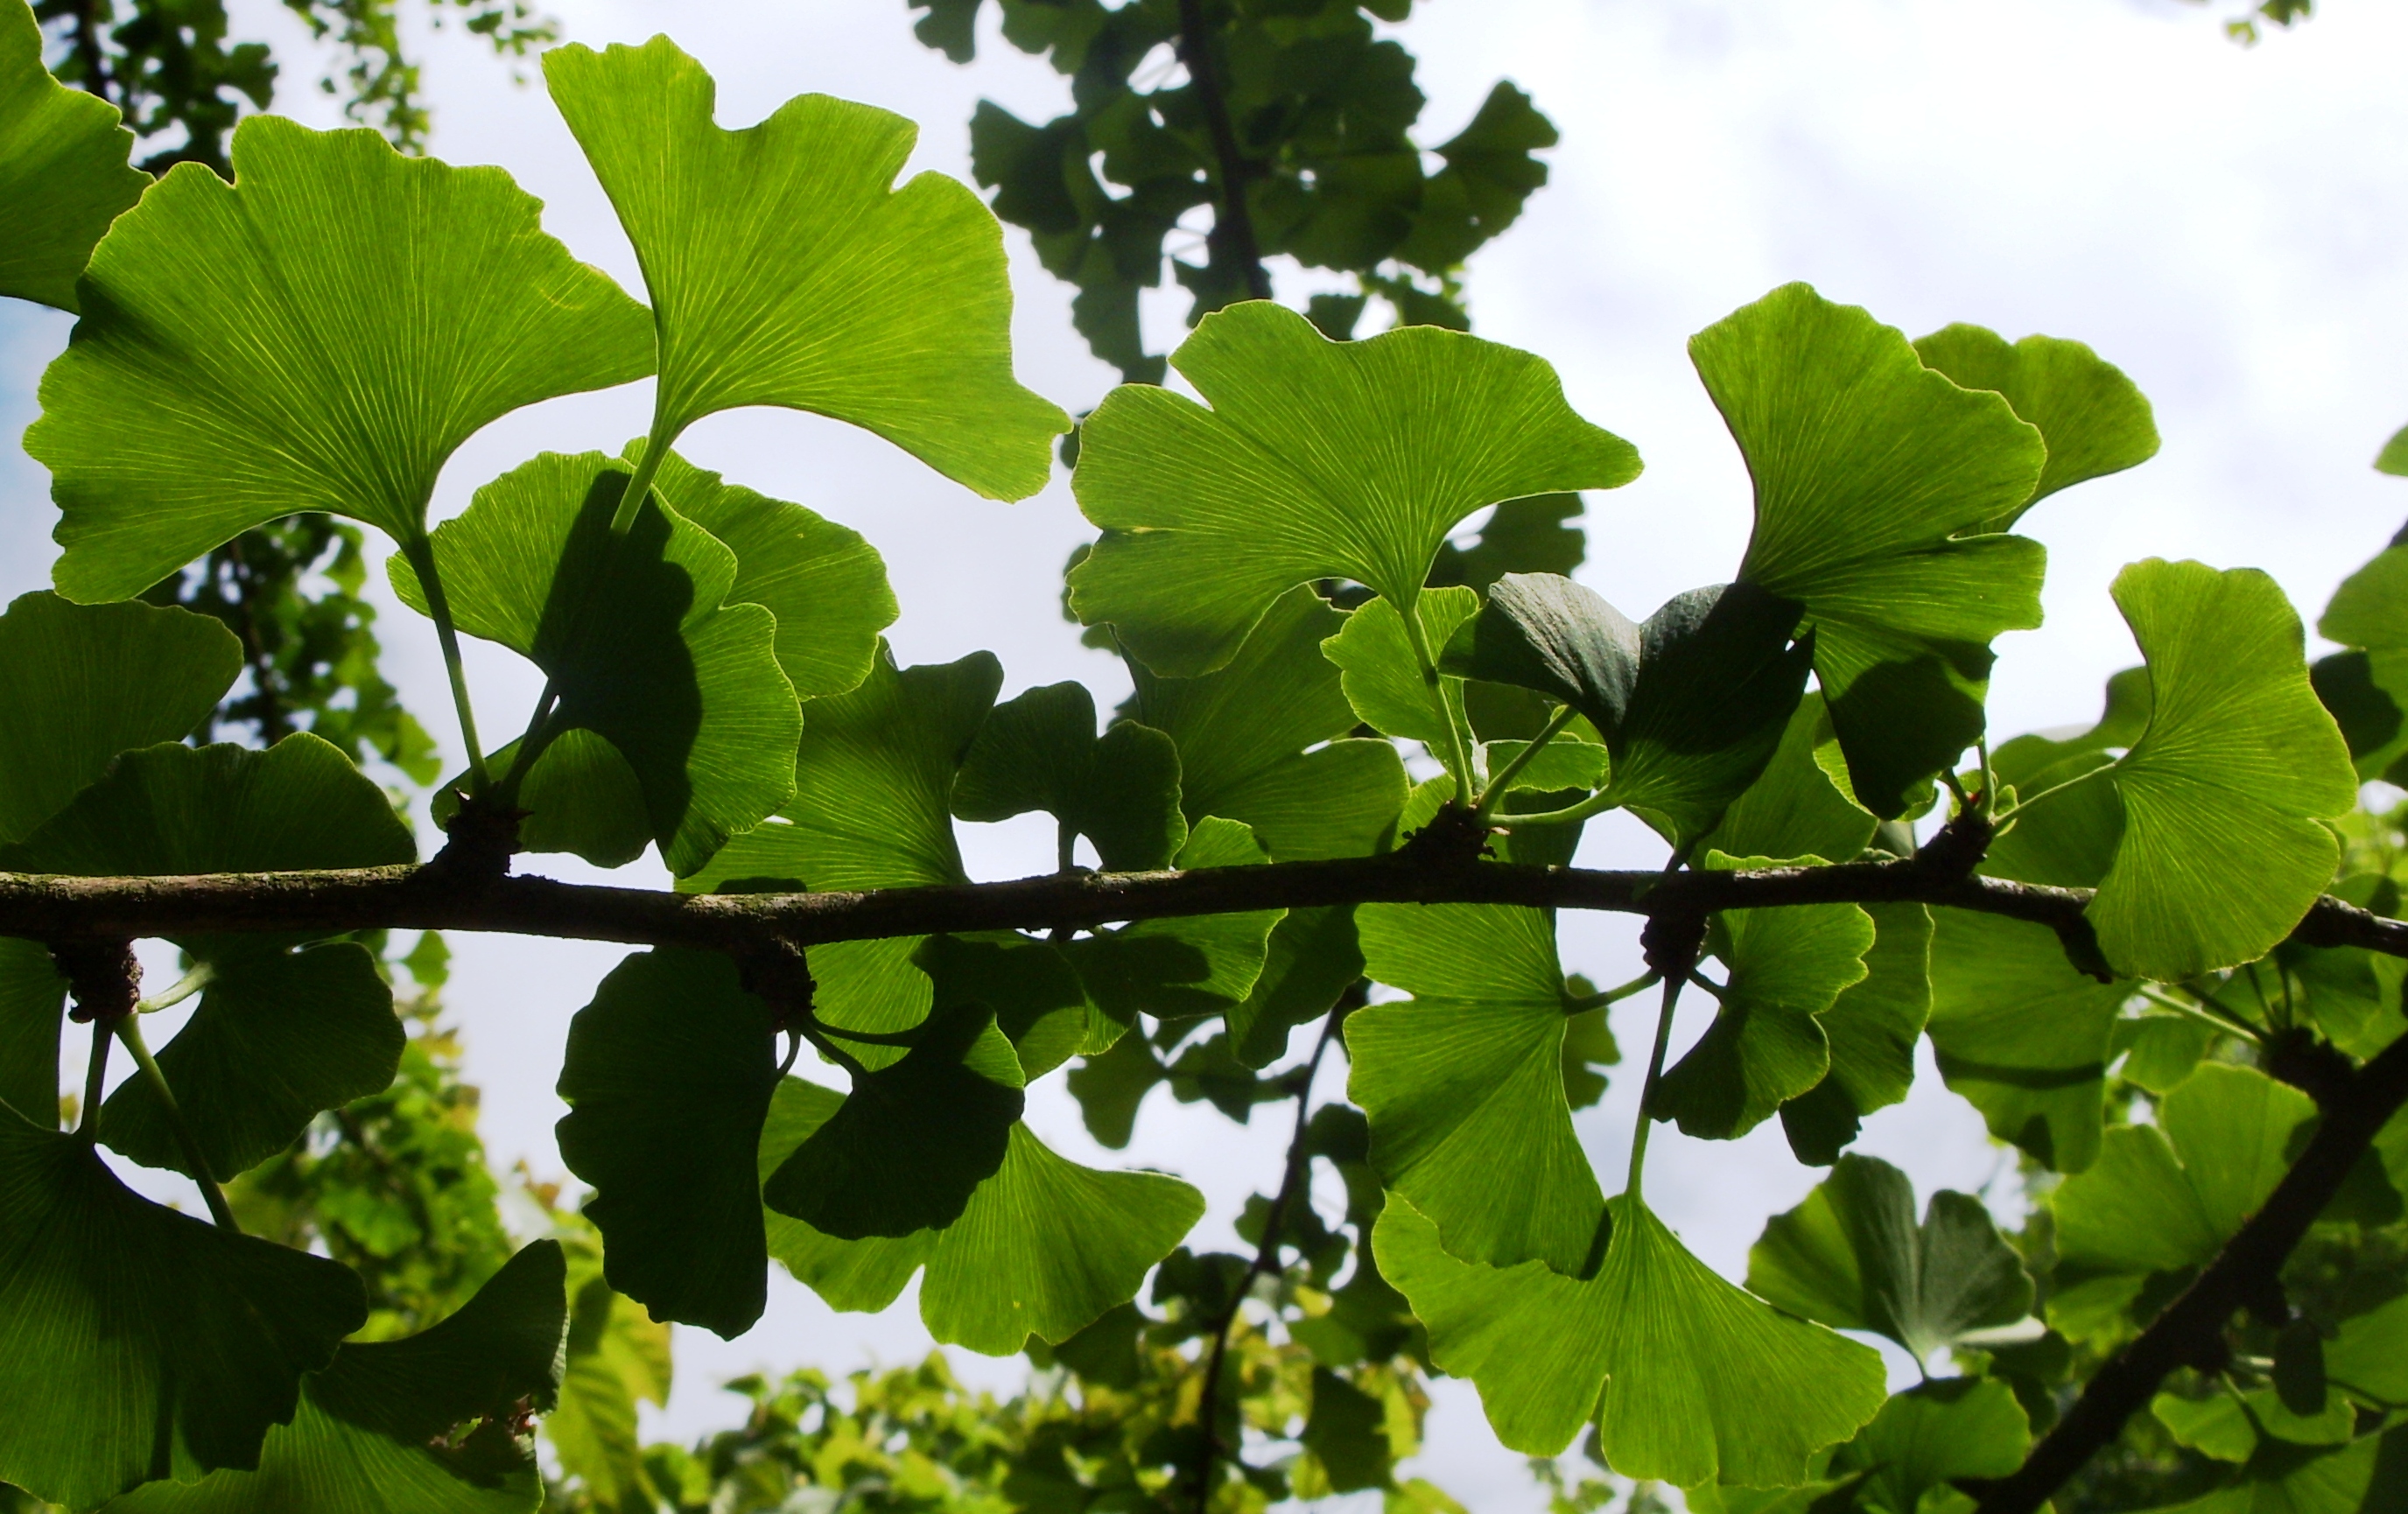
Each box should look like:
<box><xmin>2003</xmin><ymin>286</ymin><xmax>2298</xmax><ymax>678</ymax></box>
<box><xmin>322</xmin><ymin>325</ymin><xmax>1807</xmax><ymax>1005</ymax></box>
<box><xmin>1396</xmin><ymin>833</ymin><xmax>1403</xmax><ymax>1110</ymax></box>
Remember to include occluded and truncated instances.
<box><xmin>103</xmin><ymin>1241</ymin><xmax>569</xmax><ymax>1514</ymax></box>
<box><xmin>1225</xmin><ymin>906</ymin><xmax>1365</xmax><ymax>1069</ymax></box>
<box><xmin>0</xmin><ymin>939</ymin><xmax>64</xmax><ymax>1128</ymax></box>
<box><xmin>951</xmin><ymin>680</ymin><xmax>1186</xmax><ymax>870</ymax></box>
<box><xmin>1746</xmin><ymin>1155</ymin><xmax>2033</xmax><ymax>1361</ymax></box>
<box><xmin>392</xmin><ymin>451</ymin><xmax>797</xmax><ymax>877</ymax></box>
<box><xmin>1322</xmin><ymin>586</ymin><xmax>1480</xmax><ymax>746</ymax></box>
<box><xmin>555</xmin><ymin>949</ymin><xmax>780</xmax><ymax>1340</ymax></box>
<box><xmin>0</xmin><ymin>1104</ymin><xmax>367</xmax><ymax>1509</ymax></box>
<box><xmin>1778</xmin><ymin>903</ymin><xmax>1932</xmax><ymax>1167</ymax></box>
<box><xmin>432</xmin><ymin>729</ymin><xmax>653</xmax><ymax>870</ymax></box>
<box><xmin>1071</xmin><ymin>300</ymin><xmax>1640</xmax><ymax>676</ymax></box>
<box><xmin>1375</xmin><ymin>1195</ymin><xmax>1885</xmax><ymax>1484</ymax></box>
<box><xmin>762</xmin><ymin>1082</ymin><xmax>1204</xmax><ymax>1354</ymax></box>
<box><xmin>762</xmin><ymin>1004</ymin><xmax>1024</xmax><ymax>1240</ymax></box>
<box><xmin>0</xmin><ymin>0</ymin><xmax>146</xmax><ymax>311</ymax></box>
<box><xmin>1822</xmin><ymin>1378</ymin><xmax>2032</xmax><ymax>1514</ymax></box>
<box><xmin>545</xmin><ymin>1240</ymin><xmax>671</xmax><ymax>1511</ymax></box>
<box><xmin>1653</xmin><ymin>856</ymin><xmax>1873</xmax><ymax>1142</ymax></box>
<box><xmin>1444</xmin><ymin>575</ymin><xmax>1812</xmax><ymax>842</ymax></box>
<box><xmin>2153</xmin><ymin>1385</ymin><xmax>2354</xmax><ymax>1464</ymax></box>
<box><xmin>0</xmin><ymin>592</ymin><xmax>242</xmax><ymax>846</ymax></box>
<box><xmin>1131</xmin><ymin>585</ymin><xmax>1408</xmax><ymax>861</ymax></box>
<box><xmin>1912</xmin><ymin>324</ymin><xmax>2159</xmax><ymax>527</ymax></box>
<box><xmin>1702</xmin><ymin>693</ymin><xmax>1878</xmax><ymax>866</ymax></box>
<box><xmin>544</xmin><ymin>36</ymin><xmax>1068</xmax><ymax>498</ymax></box>
<box><xmin>1927</xmin><ymin>739</ymin><xmax>2128</xmax><ymax>1173</ymax></box>
<box><xmin>685</xmin><ymin>648</ymin><xmax>1000</xmax><ymax>1057</ymax></box>
<box><xmin>1060</xmin><ymin>817</ymin><xmax>1282</xmax><ymax>1034</ymax></box>
<box><xmin>1700</xmin><ymin>284</ymin><xmax>2048</xmax><ymax>818</ymax></box>
<box><xmin>30</xmin><ymin>115</ymin><xmax>653</xmax><ymax>600</ymax></box>
<box><xmin>640</xmin><ymin>443</ymin><xmax>895</xmax><ymax>700</ymax></box>
<box><xmin>1350</xmin><ymin>903</ymin><xmax>1605</xmax><ymax>1274</ymax></box>
<box><xmin>0</xmin><ymin>737</ymin><xmax>413</xmax><ymax>1179</ymax></box>
<box><xmin>2049</xmin><ymin>1064</ymin><xmax>2313</xmax><ymax>1345</ymax></box>
<box><xmin>2089</xmin><ymin>560</ymin><xmax>2356</xmax><ymax>980</ymax></box>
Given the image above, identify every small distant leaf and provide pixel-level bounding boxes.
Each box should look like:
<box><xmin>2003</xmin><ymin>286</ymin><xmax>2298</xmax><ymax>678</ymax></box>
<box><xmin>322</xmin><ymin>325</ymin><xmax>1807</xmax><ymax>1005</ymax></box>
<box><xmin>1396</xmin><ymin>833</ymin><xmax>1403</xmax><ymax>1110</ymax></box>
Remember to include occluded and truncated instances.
<box><xmin>1322</xmin><ymin>587</ymin><xmax>1480</xmax><ymax>746</ymax></box>
<box><xmin>1699</xmin><ymin>284</ymin><xmax>2048</xmax><ymax>817</ymax></box>
<box><xmin>1911</xmin><ymin>324</ymin><xmax>2159</xmax><ymax>525</ymax></box>
<box><xmin>556</xmin><ymin>950</ymin><xmax>779</xmax><ymax>1339</ymax></box>
<box><xmin>0</xmin><ymin>592</ymin><xmax>242</xmax><ymax>846</ymax></box>
<box><xmin>1064</xmin><ymin>1026</ymin><xmax>1168</xmax><ymax>1151</ymax></box>
<box><xmin>762</xmin><ymin>1083</ymin><xmax>1204</xmax><ymax>1354</ymax></box>
<box><xmin>392</xmin><ymin>451</ymin><xmax>797</xmax><ymax>877</ymax></box>
<box><xmin>544</xmin><ymin>1244</ymin><xmax>670</xmax><ymax>1511</ymax></box>
<box><xmin>762</xmin><ymin>1006</ymin><xmax>1025</xmax><ymax>1240</ymax></box>
<box><xmin>106</xmin><ymin>1241</ymin><xmax>570</xmax><ymax>1513</ymax></box>
<box><xmin>2152</xmin><ymin>1385</ymin><xmax>2353</xmax><ymax>1464</ymax></box>
<box><xmin>1747</xmin><ymin>1155</ymin><xmax>2033</xmax><ymax>1361</ymax></box>
<box><xmin>1376</xmin><ymin>1195</ymin><xmax>1885</xmax><ymax>1482</ymax></box>
<box><xmin>1225</xmin><ymin>905</ymin><xmax>1365</xmax><ymax>1069</ymax></box>
<box><xmin>951</xmin><ymin>681</ymin><xmax>1186</xmax><ymax>870</ymax></box>
<box><xmin>1301</xmin><ymin>1368</ymin><xmax>1393</xmax><ymax>1493</ymax></box>
<box><xmin>1351</xmin><ymin>903</ymin><xmax>1605</xmax><ymax>1274</ymax></box>
<box><xmin>1823</xmin><ymin>1378</ymin><xmax>2032</xmax><ymax>1514</ymax></box>
<box><xmin>1071</xmin><ymin>301</ymin><xmax>1639</xmax><ymax>676</ymax></box>
<box><xmin>2049</xmin><ymin>1064</ymin><xmax>2313</xmax><ymax>1345</ymax></box>
<box><xmin>1654</xmin><ymin>855</ymin><xmax>1873</xmax><ymax>1142</ymax></box>
<box><xmin>31</xmin><ymin>116</ymin><xmax>652</xmax><ymax>599</ymax></box>
<box><xmin>544</xmin><ymin>36</ymin><xmax>1068</xmax><ymax>498</ymax></box>
<box><xmin>0</xmin><ymin>0</ymin><xmax>146</xmax><ymax>311</ymax></box>
<box><xmin>2089</xmin><ymin>560</ymin><xmax>2355</xmax><ymax>980</ymax></box>
<box><xmin>1133</xmin><ymin>585</ymin><xmax>1408</xmax><ymax>861</ymax></box>
<box><xmin>0</xmin><ymin>1104</ymin><xmax>367</xmax><ymax>1508</ymax></box>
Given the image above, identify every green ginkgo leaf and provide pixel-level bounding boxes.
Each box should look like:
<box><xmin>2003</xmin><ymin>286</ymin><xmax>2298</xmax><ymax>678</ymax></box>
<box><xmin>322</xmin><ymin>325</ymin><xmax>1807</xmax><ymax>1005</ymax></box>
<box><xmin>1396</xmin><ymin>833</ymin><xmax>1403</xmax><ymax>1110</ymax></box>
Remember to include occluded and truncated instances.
<box><xmin>0</xmin><ymin>592</ymin><xmax>242</xmax><ymax>846</ymax></box>
<box><xmin>1746</xmin><ymin>1155</ymin><xmax>2033</xmax><ymax>1362</ymax></box>
<box><xmin>545</xmin><ymin>1239</ymin><xmax>671</xmax><ymax>1512</ymax></box>
<box><xmin>1376</xmin><ymin>1195</ymin><xmax>1885</xmax><ymax>1484</ymax></box>
<box><xmin>2089</xmin><ymin>560</ymin><xmax>2357</xmax><ymax>980</ymax></box>
<box><xmin>1350</xmin><ymin>903</ymin><xmax>1605</xmax><ymax>1275</ymax></box>
<box><xmin>1777</xmin><ymin>902</ymin><xmax>1932</xmax><ymax>1167</ymax></box>
<box><xmin>1060</xmin><ymin>817</ymin><xmax>1282</xmax><ymax>1037</ymax></box>
<box><xmin>104</xmin><ymin>1241</ymin><xmax>568</xmax><ymax>1514</ymax></box>
<box><xmin>1822</xmin><ymin>1378</ymin><xmax>2033</xmax><ymax>1514</ymax></box>
<box><xmin>393</xmin><ymin>451</ymin><xmax>797</xmax><ymax>877</ymax></box>
<box><xmin>1699</xmin><ymin>284</ymin><xmax>2049</xmax><ymax>818</ymax></box>
<box><xmin>1225</xmin><ymin>905</ymin><xmax>1367</xmax><ymax>1069</ymax></box>
<box><xmin>1132</xmin><ymin>585</ymin><xmax>1408</xmax><ymax>861</ymax></box>
<box><xmin>1653</xmin><ymin>856</ymin><xmax>1874</xmax><ymax>1142</ymax></box>
<box><xmin>1443</xmin><ymin>575</ymin><xmax>1812</xmax><ymax>843</ymax></box>
<box><xmin>1702</xmin><ymin>693</ymin><xmax>1878</xmax><ymax>866</ymax></box>
<box><xmin>762</xmin><ymin>1004</ymin><xmax>1025</xmax><ymax>1240</ymax></box>
<box><xmin>1071</xmin><ymin>300</ymin><xmax>1640</xmax><ymax>676</ymax></box>
<box><xmin>2153</xmin><ymin>1385</ymin><xmax>2355</xmax><ymax>1464</ymax></box>
<box><xmin>762</xmin><ymin>1081</ymin><xmax>1204</xmax><ymax>1354</ymax></box>
<box><xmin>555</xmin><ymin>949</ymin><xmax>780</xmax><ymax>1339</ymax></box>
<box><xmin>0</xmin><ymin>938</ymin><xmax>64</xmax><ymax>1128</ymax></box>
<box><xmin>1322</xmin><ymin>586</ymin><xmax>1480</xmax><ymax>746</ymax></box>
<box><xmin>642</xmin><ymin>444</ymin><xmax>896</xmax><ymax>700</ymax></box>
<box><xmin>0</xmin><ymin>0</ymin><xmax>146</xmax><ymax>311</ymax></box>
<box><xmin>1912</xmin><ymin>324</ymin><xmax>2159</xmax><ymax>527</ymax></box>
<box><xmin>685</xmin><ymin>648</ymin><xmax>1000</xmax><ymax>1056</ymax></box>
<box><xmin>544</xmin><ymin>36</ymin><xmax>1068</xmax><ymax>499</ymax></box>
<box><xmin>30</xmin><ymin>115</ymin><xmax>653</xmax><ymax>601</ymax></box>
<box><xmin>0</xmin><ymin>1103</ymin><xmax>368</xmax><ymax>1509</ymax></box>
<box><xmin>951</xmin><ymin>680</ymin><xmax>1186</xmax><ymax>870</ymax></box>
<box><xmin>0</xmin><ymin>737</ymin><xmax>413</xmax><ymax>1180</ymax></box>
<box><xmin>2049</xmin><ymin>1064</ymin><xmax>2313</xmax><ymax>1345</ymax></box>
<box><xmin>432</xmin><ymin>729</ymin><xmax>653</xmax><ymax>870</ymax></box>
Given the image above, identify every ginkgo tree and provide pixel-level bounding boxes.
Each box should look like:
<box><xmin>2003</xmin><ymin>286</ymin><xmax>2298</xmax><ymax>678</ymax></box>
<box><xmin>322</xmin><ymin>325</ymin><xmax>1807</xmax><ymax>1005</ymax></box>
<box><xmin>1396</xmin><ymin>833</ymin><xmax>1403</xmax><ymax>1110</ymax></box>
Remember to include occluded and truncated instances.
<box><xmin>4</xmin><ymin>4</ymin><xmax>2408</xmax><ymax>1512</ymax></box>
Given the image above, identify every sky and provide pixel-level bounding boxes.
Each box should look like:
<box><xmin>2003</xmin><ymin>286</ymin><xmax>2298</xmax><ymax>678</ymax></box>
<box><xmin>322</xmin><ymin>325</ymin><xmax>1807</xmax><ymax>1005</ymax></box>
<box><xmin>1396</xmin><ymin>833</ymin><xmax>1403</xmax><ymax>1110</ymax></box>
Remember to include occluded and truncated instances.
<box><xmin>6</xmin><ymin>0</ymin><xmax>2408</xmax><ymax>1507</ymax></box>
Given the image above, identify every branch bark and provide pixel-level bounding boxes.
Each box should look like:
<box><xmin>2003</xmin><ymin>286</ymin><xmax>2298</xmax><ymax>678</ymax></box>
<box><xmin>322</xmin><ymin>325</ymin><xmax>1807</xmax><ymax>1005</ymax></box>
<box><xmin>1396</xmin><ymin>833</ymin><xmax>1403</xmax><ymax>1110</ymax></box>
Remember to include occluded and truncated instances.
<box><xmin>1969</xmin><ymin>1027</ymin><xmax>2408</xmax><ymax>1514</ymax></box>
<box><xmin>1173</xmin><ymin>0</ymin><xmax>1274</xmax><ymax>301</ymax></box>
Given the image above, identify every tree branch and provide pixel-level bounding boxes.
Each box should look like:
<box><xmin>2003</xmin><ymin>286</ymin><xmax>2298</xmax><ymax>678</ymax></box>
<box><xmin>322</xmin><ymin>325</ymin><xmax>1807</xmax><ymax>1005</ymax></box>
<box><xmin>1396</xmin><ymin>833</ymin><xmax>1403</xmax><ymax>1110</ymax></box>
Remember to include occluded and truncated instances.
<box><xmin>1969</xmin><ymin>1027</ymin><xmax>2408</xmax><ymax>1514</ymax></box>
<box><xmin>1173</xmin><ymin>0</ymin><xmax>1274</xmax><ymax>301</ymax></box>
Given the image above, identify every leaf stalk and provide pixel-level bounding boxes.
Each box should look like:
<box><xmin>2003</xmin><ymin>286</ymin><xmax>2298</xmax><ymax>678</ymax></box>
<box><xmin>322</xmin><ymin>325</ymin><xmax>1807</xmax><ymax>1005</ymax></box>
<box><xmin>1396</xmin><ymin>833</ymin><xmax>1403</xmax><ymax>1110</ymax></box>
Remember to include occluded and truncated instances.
<box><xmin>400</xmin><ymin>533</ymin><xmax>492</xmax><ymax>795</ymax></box>
<box><xmin>1471</xmin><ymin>703</ymin><xmax>1579</xmax><ymax>821</ymax></box>
<box><xmin>109</xmin><ymin>1014</ymin><xmax>238</xmax><ymax>1231</ymax></box>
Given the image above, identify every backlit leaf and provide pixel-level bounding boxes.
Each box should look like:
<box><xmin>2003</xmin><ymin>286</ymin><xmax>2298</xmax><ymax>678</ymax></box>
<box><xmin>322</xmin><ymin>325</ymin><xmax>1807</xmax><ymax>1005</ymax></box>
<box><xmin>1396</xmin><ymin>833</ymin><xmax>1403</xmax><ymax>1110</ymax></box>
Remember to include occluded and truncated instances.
<box><xmin>1822</xmin><ymin>1378</ymin><xmax>2032</xmax><ymax>1514</ymax></box>
<box><xmin>1322</xmin><ymin>586</ymin><xmax>1479</xmax><ymax>746</ymax></box>
<box><xmin>1911</xmin><ymin>324</ymin><xmax>2158</xmax><ymax>526</ymax></box>
<box><xmin>1071</xmin><ymin>300</ymin><xmax>1639</xmax><ymax>676</ymax></box>
<box><xmin>1779</xmin><ymin>902</ymin><xmax>1931</xmax><ymax>1166</ymax></box>
<box><xmin>544</xmin><ymin>36</ymin><xmax>1067</xmax><ymax>498</ymax></box>
<box><xmin>951</xmin><ymin>680</ymin><xmax>1185</xmax><ymax>870</ymax></box>
<box><xmin>31</xmin><ymin>116</ymin><xmax>651</xmax><ymax>599</ymax></box>
<box><xmin>0</xmin><ymin>0</ymin><xmax>146</xmax><ymax>311</ymax></box>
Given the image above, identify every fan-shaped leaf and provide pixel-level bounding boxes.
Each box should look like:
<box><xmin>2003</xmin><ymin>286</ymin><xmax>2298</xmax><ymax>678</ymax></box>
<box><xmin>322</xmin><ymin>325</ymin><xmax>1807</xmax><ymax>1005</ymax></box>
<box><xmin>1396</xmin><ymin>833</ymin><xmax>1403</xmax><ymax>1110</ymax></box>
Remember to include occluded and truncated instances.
<box><xmin>30</xmin><ymin>116</ymin><xmax>652</xmax><ymax>599</ymax></box>
<box><xmin>1777</xmin><ymin>902</ymin><xmax>1931</xmax><ymax>1166</ymax></box>
<box><xmin>1822</xmin><ymin>1378</ymin><xmax>2032</xmax><ymax>1514</ymax></box>
<box><xmin>1911</xmin><ymin>324</ymin><xmax>2158</xmax><ymax>526</ymax></box>
<box><xmin>1701</xmin><ymin>693</ymin><xmax>1878</xmax><ymax>865</ymax></box>
<box><xmin>1376</xmin><ymin>1195</ymin><xmax>1885</xmax><ymax>1483</ymax></box>
<box><xmin>951</xmin><ymin>680</ymin><xmax>1185</xmax><ymax>870</ymax></box>
<box><xmin>2089</xmin><ymin>560</ymin><xmax>2356</xmax><ymax>980</ymax></box>
<box><xmin>1747</xmin><ymin>1155</ymin><xmax>2033</xmax><ymax>1361</ymax></box>
<box><xmin>1351</xmin><ymin>903</ymin><xmax>1604</xmax><ymax>1274</ymax></box>
<box><xmin>1323</xmin><ymin>586</ymin><xmax>1479</xmax><ymax>746</ymax></box>
<box><xmin>1700</xmin><ymin>284</ymin><xmax>2048</xmax><ymax>818</ymax></box>
<box><xmin>0</xmin><ymin>0</ymin><xmax>146</xmax><ymax>311</ymax></box>
<box><xmin>556</xmin><ymin>949</ymin><xmax>779</xmax><ymax>1339</ymax></box>
<box><xmin>544</xmin><ymin>36</ymin><xmax>1067</xmax><ymax>498</ymax></box>
<box><xmin>1071</xmin><ymin>301</ymin><xmax>1639</xmax><ymax>676</ymax></box>
<box><xmin>0</xmin><ymin>1104</ymin><xmax>367</xmax><ymax>1508</ymax></box>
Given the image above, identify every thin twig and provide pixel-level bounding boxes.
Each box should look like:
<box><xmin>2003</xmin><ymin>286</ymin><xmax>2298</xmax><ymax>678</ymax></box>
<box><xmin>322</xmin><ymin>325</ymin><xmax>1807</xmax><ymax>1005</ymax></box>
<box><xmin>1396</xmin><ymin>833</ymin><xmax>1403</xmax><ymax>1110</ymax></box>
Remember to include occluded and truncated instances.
<box><xmin>1172</xmin><ymin>0</ymin><xmax>1273</xmax><ymax>301</ymax></box>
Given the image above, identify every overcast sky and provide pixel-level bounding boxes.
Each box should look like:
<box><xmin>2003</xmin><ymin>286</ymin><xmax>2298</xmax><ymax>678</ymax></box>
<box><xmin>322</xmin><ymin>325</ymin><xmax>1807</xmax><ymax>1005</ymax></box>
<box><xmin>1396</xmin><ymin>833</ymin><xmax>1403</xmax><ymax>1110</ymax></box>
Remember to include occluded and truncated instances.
<box><xmin>7</xmin><ymin>0</ymin><xmax>2408</xmax><ymax>1506</ymax></box>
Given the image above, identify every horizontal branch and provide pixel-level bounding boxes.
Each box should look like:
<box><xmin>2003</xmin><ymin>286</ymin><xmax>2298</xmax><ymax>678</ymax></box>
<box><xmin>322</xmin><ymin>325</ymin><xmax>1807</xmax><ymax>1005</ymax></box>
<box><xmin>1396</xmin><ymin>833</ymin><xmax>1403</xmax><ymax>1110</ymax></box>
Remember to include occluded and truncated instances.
<box><xmin>1971</xmin><ymin>1027</ymin><xmax>2408</xmax><ymax>1514</ymax></box>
